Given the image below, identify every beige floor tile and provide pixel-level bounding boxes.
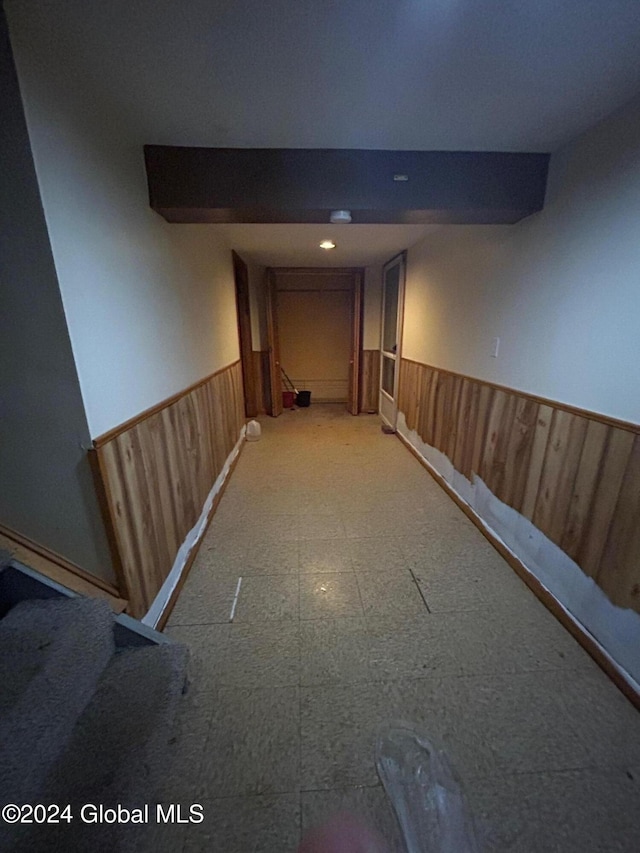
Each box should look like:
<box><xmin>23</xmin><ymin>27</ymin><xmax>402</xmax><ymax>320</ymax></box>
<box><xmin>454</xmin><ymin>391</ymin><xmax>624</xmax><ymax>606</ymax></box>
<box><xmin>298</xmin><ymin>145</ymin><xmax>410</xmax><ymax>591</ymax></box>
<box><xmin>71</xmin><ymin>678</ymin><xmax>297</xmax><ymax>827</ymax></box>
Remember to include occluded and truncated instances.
<box><xmin>348</xmin><ymin>537</ymin><xmax>407</xmax><ymax>573</ymax></box>
<box><xmin>166</xmin><ymin>573</ymin><xmax>240</xmax><ymax>626</ymax></box>
<box><xmin>299</xmin><ymin>539</ymin><xmax>353</xmax><ymax>573</ymax></box>
<box><xmin>215</xmin><ymin>621</ymin><xmax>300</xmax><ymax>688</ymax></box>
<box><xmin>162</xmin><ymin>404</ymin><xmax>636</xmax><ymax>852</ymax></box>
<box><xmin>356</xmin><ymin>571</ymin><xmax>427</xmax><ymax>618</ymax></box>
<box><xmin>200</xmin><ymin>686</ymin><xmax>300</xmax><ymax>798</ymax></box>
<box><xmin>242</xmin><ymin>540</ymin><xmax>299</xmax><ymax>575</ymax></box>
<box><xmin>468</xmin><ymin>767</ymin><xmax>640</xmax><ymax>852</ymax></box>
<box><xmin>408</xmin><ymin>672</ymin><xmax>592</xmax><ymax>780</ymax></box>
<box><xmin>233</xmin><ymin>574</ymin><xmax>300</xmax><ymax>622</ymax></box>
<box><xmin>300</xmin><ymin>681</ymin><xmax>419</xmax><ymax>790</ymax></box>
<box><xmin>298</xmin><ymin>513</ymin><xmax>347</xmax><ymax>541</ymax></box>
<box><xmin>299</xmin><ymin>573</ymin><xmax>364</xmax><ymax>619</ymax></box>
<box><xmin>300</xmin><ymin>618</ymin><xmax>371</xmax><ymax>686</ymax></box>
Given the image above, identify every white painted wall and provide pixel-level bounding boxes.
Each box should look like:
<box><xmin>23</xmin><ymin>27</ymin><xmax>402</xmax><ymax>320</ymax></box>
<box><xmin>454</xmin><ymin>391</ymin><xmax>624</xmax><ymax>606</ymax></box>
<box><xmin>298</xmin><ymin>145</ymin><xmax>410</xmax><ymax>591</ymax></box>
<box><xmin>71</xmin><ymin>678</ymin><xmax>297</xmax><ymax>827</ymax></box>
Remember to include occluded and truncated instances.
<box><xmin>404</xmin><ymin>93</ymin><xmax>640</xmax><ymax>424</ymax></box>
<box><xmin>7</xmin><ymin>7</ymin><xmax>240</xmax><ymax>438</ymax></box>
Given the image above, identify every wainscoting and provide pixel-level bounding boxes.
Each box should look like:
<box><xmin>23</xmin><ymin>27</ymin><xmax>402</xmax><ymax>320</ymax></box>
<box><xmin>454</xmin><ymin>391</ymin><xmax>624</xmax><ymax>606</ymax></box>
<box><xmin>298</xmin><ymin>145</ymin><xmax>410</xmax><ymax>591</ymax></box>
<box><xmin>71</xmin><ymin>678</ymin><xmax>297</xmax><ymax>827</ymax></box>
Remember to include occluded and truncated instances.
<box><xmin>94</xmin><ymin>361</ymin><xmax>245</xmax><ymax>618</ymax></box>
<box><xmin>398</xmin><ymin>358</ymin><xmax>640</xmax><ymax>614</ymax></box>
<box><xmin>359</xmin><ymin>350</ymin><xmax>380</xmax><ymax>413</ymax></box>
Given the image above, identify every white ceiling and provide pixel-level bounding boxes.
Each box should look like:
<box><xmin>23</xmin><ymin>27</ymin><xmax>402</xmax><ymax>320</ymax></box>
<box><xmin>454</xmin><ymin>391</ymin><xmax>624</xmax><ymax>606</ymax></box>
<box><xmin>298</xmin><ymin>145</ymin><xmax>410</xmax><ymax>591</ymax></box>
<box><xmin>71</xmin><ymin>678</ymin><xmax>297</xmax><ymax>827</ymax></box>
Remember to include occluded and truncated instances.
<box><xmin>210</xmin><ymin>224</ymin><xmax>439</xmax><ymax>267</ymax></box>
<box><xmin>7</xmin><ymin>0</ymin><xmax>640</xmax><ymax>152</ymax></box>
<box><xmin>7</xmin><ymin>0</ymin><xmax>640</xmax><ymax>267</ymax></box>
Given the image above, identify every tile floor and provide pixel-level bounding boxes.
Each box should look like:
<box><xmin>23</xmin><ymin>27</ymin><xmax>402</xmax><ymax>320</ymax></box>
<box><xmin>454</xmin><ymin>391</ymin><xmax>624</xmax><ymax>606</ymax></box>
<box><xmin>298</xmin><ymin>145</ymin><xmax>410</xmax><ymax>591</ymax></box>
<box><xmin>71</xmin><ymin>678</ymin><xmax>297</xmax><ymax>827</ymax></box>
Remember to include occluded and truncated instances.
<box><xmin>163</xmin><ymin>405</ymin><xmax>640</xmax><ymax>852</ymax></box>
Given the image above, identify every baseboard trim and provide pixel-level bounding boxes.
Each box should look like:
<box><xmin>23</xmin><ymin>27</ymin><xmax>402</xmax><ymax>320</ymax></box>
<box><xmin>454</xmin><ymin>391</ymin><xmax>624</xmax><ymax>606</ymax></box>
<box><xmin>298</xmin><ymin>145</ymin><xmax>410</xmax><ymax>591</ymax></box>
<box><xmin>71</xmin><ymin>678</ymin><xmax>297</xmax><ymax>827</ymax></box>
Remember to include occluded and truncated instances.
<box><xmin>395</xmin><ymin>429</ymin><xmax>640</xmax><ymax>712</ymax></box>
<box><xmin>0</xmin><ymin>523</ymin><xmax>126</xmax><ymax>610</ymax></box>
<box><xmin>154</xmin><ymin>432</ymin><xmax>246</xmax><ymax>632</ymax></box>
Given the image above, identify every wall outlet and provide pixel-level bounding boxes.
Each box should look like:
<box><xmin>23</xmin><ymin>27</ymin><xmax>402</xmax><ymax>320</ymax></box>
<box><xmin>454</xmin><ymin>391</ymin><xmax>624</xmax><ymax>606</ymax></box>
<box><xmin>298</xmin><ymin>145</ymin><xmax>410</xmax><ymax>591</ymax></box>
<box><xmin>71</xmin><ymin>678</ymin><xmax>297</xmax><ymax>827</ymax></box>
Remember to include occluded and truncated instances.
<box><xmin>491</xmin><ymin>336</ymin><xmax>500</xmax><ymax>358</ymax></box>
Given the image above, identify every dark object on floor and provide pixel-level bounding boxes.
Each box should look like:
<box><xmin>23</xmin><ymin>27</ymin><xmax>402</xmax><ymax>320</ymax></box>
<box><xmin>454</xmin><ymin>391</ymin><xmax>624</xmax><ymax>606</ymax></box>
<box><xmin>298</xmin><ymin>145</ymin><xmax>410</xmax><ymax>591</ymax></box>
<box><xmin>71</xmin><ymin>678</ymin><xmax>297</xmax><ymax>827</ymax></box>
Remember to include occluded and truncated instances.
<box><xmin>296</xmin><ymin>390</ymin><xmax>312</xmax><ymax>407</ymax></box>
<box><xmin>381</xmin><ymin>423</ymin><xmax>396</xmax><ymax>434</ymax></box>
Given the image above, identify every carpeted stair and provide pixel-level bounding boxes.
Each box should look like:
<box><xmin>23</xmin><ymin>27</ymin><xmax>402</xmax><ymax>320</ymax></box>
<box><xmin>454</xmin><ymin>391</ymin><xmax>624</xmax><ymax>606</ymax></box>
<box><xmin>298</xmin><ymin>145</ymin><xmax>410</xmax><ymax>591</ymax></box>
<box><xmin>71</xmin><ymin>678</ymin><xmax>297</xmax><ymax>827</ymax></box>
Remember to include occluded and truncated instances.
<box><xmin>0</xmin><ymin>556</ymin><xmax>188</xmax><ymax>852</ymax></box>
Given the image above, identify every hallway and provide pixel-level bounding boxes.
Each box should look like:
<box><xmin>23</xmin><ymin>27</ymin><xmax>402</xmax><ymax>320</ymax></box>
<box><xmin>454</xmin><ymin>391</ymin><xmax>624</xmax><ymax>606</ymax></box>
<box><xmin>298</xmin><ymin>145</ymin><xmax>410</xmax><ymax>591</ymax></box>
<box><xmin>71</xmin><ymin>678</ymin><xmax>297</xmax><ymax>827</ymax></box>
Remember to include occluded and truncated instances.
<box><xmin>164</xmin><ymin>406</ymin><xmax>640</xmax><ymax>852</ymax></box>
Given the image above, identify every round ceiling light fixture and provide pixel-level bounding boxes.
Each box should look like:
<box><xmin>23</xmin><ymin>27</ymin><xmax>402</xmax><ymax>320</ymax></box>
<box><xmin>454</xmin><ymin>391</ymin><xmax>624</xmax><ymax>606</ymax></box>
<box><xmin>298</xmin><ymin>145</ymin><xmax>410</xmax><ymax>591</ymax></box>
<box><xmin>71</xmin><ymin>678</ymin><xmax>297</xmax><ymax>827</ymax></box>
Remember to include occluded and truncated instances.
<box><xmin>319</xmin><ymin>240</ymin><xmax>336</xmax><ymax>250</ymax></box>
<box><xmin>329</xmin><ymin>209</ymin><xmax>352</xmax><ymax>224</ymax></box>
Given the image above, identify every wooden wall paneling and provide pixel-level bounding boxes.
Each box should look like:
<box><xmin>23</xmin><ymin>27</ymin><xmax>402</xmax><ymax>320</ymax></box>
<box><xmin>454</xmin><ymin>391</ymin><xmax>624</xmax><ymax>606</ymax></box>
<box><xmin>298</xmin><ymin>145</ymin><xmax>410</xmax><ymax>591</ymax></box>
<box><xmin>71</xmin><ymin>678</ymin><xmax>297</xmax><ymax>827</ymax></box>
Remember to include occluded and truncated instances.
<box><xmin>427</xmin><ymin>367</ymin><xmax>438</xmax><ymax>445</ymax></box>
<box><xmin>416</xmin><ymin>362</ymin><xmax>429</xmax><ymax>436</ymax></box>
<box><xmin>470</xmin><ymin>383</ymin><xmax>494</xmax><ymax>478</ymax></box>
<box><xmin>432</xmin><ymin>371</ymin><xmax>445</xmax><ymax>450</ymax></box>
<box><xmin>520</xmin><ymin>404</ymin><xmax>554</xmax><ymax>521</ymax></box>
<box><xmin>408</xmin><ymin>359</ymin><xmax>421</xmax><ymax>431</ymax></box>
<box><xmin>597</xmin><ymin>435</ymin><xmax>640</xmax><ymax>610</ymax></box>
<box><xmin>501</xmin><ymin>396</ymin><xmax>540</xmax><ymax>513</ymax></box>
<box><xmin>397</xmin><ymin>356</ymin><xmax>640</xmax><ymax>621</ymax></box>
<box><xmin>95</xmin><ymin>361</ymin><xmax>245</xmax><ymax>618</ymax></box>
<box><xmin>491</xmin><ymin>393</ymin><xmax>523</xmax><ymax>505</ymax></box>
<box><xmin>398</xmin><ymin>359</ymin><xmax>412</xmax><ymax>427</ymax></box>
<box><xmin>444</xmin><ymin>373</ymin><xmax>463</xmax><ymax>462</ymax></box>
<box><xmin>478</xmin><ymin>388</ymin><xmax>510</xmax><ymax>497</ymax></box>
<box><xmin>457</xmin><ymin>379</ymin><xmax>478</xmax><ymax>480</ymax></box>
<box><xmin>401</xmin><ymin>360</ymin><xmax>411</xmax><ymax>426</ymax></box>
<box><xmin>417</xmin><ymin>364</ymin><xmax>432</xmax><ymax>444</ymax></box>
<box><xmin>360</xmin><ymin>350</ymin><xmax>380</xmax><ymax>413</ymax></box>
<box><xmin>99</xmin><ymin>434</ymin><xmax>145</xmax><ymax>610</ymax></box>
<box><xmin>452</xmin><ymin>378</ymin><xmax>470</xmax><ymax>473</ymax></box>
<box><xmin>148</xmin><ymin>411</ymin><xmax>181</xmax><ymax>568</ymax></box>
<box><xmin>135</xmin><ymin>418</ymin><xmax>175</xmax><ymax>596</ymax></box>
<box><xmin>560</xmin><ymin>419</ymin><xmax>610</xmax><ymax>562</ymax></box>
<box><xmin>577</xmin><ymin>428</ymin><xmax>635</xmax><ymax>579</ymax></box>
<box><xmin>533</xmin><ymin>410</ymin><xmax>589</xmax><ymax>546</ymax></box>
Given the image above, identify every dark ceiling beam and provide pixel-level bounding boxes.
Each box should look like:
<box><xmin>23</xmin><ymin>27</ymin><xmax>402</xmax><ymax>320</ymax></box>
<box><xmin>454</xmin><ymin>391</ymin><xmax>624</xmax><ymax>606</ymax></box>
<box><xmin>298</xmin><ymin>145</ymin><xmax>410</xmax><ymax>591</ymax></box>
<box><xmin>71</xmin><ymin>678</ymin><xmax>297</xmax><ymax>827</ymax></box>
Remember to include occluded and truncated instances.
<box><xmin>144</xmin><ymin>146</ymin><xmax>550</xmax><ymax>225</ymax></box>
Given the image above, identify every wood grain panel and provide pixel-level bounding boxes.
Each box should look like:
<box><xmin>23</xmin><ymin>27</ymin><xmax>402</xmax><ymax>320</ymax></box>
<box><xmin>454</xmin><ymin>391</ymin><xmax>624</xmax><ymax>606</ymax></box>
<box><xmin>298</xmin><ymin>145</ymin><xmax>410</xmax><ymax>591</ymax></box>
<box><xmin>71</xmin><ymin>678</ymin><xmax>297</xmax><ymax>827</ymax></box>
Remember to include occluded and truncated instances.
<box><xmin>360</xmin><ymin>350</ymin><xmax>380</xmax><ymax>413</ymax></box>
<box><xmin>576</xmin><ymin>428</ymin><xmax>635</xmax><ymax>579</ymax></box>
<box><xmin>398</xmin><ymin>358</ymin><xmax>640</xmax><ymax>615</ymax></box>
<box><xmin>596</xmin><ymin>434</ymin><xmax>640</xmax><ymax>609</ymax></box>
<box><xmin>95</xmin><ymin>361</ymin><xmax>245</xmax><ymax>618</ymax></box>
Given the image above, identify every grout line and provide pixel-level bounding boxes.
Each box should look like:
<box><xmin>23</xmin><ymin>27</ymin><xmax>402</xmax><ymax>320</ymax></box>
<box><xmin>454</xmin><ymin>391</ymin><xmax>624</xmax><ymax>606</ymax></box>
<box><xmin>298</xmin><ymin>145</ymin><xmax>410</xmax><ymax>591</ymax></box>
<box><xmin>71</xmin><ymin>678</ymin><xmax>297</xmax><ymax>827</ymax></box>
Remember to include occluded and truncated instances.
<box><xmin>409</xmin><ymin>567</ymin><xmax>431</xmax><ymax>613</ymax></box>
<box><xmin>229</xmin><ymin>576</ymin><xmax>243</xmax><ymax>621</ymax></box>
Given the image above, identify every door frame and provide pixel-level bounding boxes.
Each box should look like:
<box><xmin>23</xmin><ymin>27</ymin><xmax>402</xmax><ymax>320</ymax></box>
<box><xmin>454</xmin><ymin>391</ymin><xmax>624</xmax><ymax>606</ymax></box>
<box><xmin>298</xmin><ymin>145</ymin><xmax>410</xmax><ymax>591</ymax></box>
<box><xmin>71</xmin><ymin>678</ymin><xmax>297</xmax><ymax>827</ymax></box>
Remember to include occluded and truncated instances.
<box><xmin>232</xmin><ymin>251</ymin><xmax>258</xmax><ymax>418</ymax></box>
<box><xmin>265</xmin><ymin>267</ymin><xmax>364</xmax><ymax>416</ymax></box>
<box><xmin>379</xmin><ymin>251</ymin><xmax>407</xmax><ymax>430</ymax></box>
<box><xmin>265</xmin><ymin>267</ymin><xmax>283</xmax><ymax>417</ymax></box>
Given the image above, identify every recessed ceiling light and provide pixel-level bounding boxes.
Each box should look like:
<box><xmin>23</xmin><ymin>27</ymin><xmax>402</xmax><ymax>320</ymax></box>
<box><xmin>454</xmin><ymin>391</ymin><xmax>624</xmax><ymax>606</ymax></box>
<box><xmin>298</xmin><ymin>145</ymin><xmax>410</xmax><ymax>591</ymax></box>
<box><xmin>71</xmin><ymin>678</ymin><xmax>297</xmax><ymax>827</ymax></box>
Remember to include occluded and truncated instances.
<box><xmin>319</xmin><ymin>240</ymin><xmax>336</xmax><ymax>250</ymax></box>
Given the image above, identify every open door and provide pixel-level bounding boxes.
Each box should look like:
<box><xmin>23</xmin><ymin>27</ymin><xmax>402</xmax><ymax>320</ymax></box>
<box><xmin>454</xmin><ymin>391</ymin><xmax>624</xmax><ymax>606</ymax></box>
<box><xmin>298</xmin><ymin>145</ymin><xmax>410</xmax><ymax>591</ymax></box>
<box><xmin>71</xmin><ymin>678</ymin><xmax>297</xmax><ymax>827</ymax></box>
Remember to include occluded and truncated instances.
<box><xmin>379</xmin><ymin>252</ymin><xmax>406</xmax><ymax>430</ymax></box>
<box><xmin>265</xmin><ymin>268</ymin><xmax>283</xmax><ymax>416</ymax></box>
<box><xmin>348</xmin><ymin>269</ymin><xmax>363</xmax><ymax>415</ymax></box>
<box><xmin>266</xmin><ymin>266</ymin><xmax>363</xmax><ymax>416</ymax></box>
<box><xmin>232</xmin><ymin>251</ymin><xmax>258</xmax><ymax>418</ymax></box>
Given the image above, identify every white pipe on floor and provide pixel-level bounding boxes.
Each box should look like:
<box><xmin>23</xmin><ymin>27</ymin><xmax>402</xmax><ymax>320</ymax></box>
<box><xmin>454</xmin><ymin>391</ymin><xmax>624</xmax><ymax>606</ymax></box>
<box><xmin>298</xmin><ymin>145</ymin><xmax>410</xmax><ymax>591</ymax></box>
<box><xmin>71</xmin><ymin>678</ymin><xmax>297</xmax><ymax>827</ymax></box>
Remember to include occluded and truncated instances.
<box><xmin>229</xmin><ymin>577</ymin><xmax>243</xmax><ymax>622</ymax></box>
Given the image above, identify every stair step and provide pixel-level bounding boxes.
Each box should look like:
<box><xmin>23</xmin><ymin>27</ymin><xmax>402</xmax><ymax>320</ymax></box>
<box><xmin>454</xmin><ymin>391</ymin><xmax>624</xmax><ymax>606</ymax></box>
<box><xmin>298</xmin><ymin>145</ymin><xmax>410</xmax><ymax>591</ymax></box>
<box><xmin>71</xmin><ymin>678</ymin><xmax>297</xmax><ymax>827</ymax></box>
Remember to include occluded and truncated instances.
<box><xmin>0</xmin><ymin>598</ymin><xmax>114</xmax><ymax>814</ymax></box>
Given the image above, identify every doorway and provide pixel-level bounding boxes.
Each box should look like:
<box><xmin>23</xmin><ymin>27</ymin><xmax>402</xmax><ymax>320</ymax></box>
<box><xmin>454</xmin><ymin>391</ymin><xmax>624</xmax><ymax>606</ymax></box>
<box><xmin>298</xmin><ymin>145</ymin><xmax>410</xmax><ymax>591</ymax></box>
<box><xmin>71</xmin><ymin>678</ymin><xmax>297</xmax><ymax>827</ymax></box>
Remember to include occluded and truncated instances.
<box><xmin>266</xmin><ymin>268</ymin><xmax>363</xmax><ymax>416</ymax></box>
<box><xmin>379</xmin><ymin>252</ymin><xmax>406</xmax><ymax>429</ymax></box>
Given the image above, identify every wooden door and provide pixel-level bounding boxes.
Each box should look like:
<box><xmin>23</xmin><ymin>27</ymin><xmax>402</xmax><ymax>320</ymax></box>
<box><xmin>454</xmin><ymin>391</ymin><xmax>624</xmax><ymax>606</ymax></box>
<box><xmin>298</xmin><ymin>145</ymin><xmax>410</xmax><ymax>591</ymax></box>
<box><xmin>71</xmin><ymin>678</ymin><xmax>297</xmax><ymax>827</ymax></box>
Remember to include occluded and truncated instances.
<box><xmin>232</xmin><ymin>251</ymin><xmax>258</xmax><ymax>418</ymax></box>
<box><xmin>348</xmin><ymin>270</ymin><xmax>363</xmax><ymax>415</ymax></box>
<box><xmin>266</xmin><ymin>268</ymin><xmax>283</xmax><ymax>416</ymax></box>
